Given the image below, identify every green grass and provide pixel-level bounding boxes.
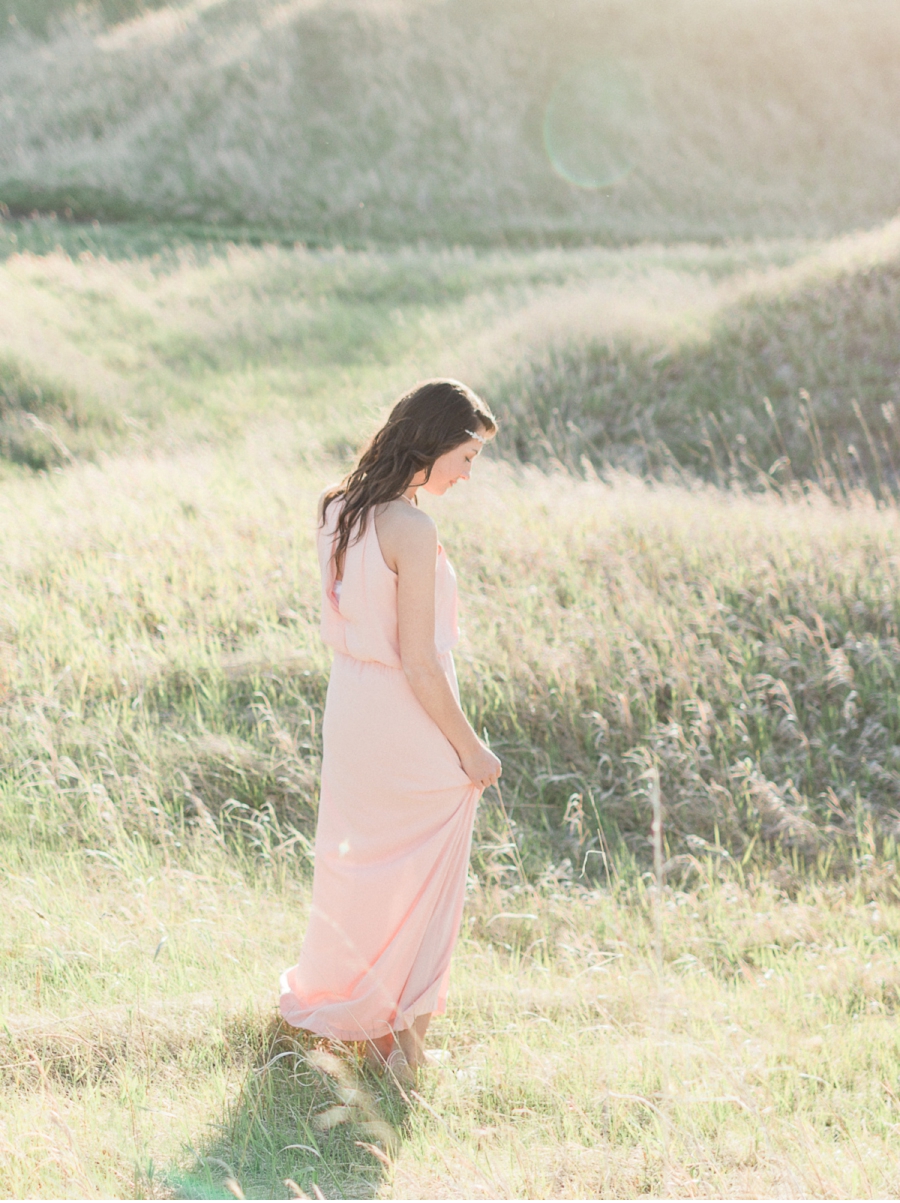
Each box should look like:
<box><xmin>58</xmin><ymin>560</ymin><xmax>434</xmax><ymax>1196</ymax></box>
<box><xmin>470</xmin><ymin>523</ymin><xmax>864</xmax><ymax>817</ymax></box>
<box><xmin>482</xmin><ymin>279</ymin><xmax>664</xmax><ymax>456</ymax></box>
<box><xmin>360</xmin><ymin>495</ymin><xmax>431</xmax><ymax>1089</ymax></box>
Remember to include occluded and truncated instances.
<box><xmin>2</xmin><ymin>0</ymin><xmax>900</xmax><ymax>244</ymax></box>
<box><xmin>0</xmin><ymin>227</ymin><xmax>817</xmax><ymax>469</ymax></box>
<box><xmin>0</xmin><ymin>217</ymin><xmax>314</xmax><ymax>263</ymax></box>
<box><xmin>495</xmin><ymin>219</ymin><xmax>900</xmax><ymax>493</ymax></box>
<box><xmin>6</xmin><ymin>836</ymin><xmax>900</xmax><ymax>1198</ymax></box>
<box><xmin>6</xmin><ymin>222</ymin><xmax>900</xmax><ymax>1195</ymax></box>
<box><xmin>4</xmin><ymin>227</ymin><xmax>900</xmax><ymax>861</ymax></box>
<box><xmin>9</xmin><ymin>216</ymin><xmax>900</xmax><ymax>492</ymax></box>
<box><xmin>4</xmin><ymin>440</ymin><xmax>900</xmax><ymax>889</ymax></box>
<box><xmin>0</xmin><ymin>0</ymin><xmax>167</xmax><ymax>40</ymax></box>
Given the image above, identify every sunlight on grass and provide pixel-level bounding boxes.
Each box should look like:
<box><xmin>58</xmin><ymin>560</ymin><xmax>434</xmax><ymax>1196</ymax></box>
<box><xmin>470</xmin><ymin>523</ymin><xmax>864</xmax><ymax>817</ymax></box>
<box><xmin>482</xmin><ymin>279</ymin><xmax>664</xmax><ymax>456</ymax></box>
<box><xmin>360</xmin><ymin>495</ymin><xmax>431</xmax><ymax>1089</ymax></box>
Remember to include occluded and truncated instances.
<box><xmin>2</xmin><ymin>0</ymin><xmax>900</xmax><ymax>242</ymax></box>
<box><xmin>5</xmin><ymin>227</ymin><xmax>900</xmax><ymax>1197</ymax></box>
<box><xmin>0</xmin><ymin>230</ymin><xmax>823</xmax><ymax>470</ymax></box>
<box><xmin>5</xmin><ymin>838</ymin><xmax>900</xmax><ymax>1198</ymax></box>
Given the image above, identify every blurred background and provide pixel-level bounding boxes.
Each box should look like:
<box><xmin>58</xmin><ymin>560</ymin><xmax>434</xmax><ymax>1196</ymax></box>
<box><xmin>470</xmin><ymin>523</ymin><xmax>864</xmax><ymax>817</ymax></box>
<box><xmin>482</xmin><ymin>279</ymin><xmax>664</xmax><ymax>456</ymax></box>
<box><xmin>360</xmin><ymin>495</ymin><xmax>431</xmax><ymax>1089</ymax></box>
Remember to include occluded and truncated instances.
<box><xmin>2</xmin><ymin>0</ymin><xmax>900</xmax><ymax>244</ymax></box>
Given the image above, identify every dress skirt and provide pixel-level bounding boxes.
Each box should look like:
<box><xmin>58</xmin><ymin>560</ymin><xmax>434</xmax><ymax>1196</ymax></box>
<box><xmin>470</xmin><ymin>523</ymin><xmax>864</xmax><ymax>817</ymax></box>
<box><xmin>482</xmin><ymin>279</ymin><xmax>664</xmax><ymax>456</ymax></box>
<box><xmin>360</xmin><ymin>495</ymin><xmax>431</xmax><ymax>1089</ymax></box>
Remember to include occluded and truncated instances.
<box><xmin>279</xmin><ymin>648</ymin><xmax>480</xmax><ymax>1041</ymax></box>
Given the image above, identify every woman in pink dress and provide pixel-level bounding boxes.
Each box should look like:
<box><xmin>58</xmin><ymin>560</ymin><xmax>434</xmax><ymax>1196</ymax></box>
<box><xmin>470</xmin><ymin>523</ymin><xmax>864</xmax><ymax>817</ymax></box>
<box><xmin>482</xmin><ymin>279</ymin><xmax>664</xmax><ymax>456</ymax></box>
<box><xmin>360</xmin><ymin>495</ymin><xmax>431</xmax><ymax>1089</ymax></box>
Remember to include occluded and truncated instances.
<box><xmin>280</xmin><ymin>379</ymin><xmax>502</xmax><ymax>1078</ymax></box>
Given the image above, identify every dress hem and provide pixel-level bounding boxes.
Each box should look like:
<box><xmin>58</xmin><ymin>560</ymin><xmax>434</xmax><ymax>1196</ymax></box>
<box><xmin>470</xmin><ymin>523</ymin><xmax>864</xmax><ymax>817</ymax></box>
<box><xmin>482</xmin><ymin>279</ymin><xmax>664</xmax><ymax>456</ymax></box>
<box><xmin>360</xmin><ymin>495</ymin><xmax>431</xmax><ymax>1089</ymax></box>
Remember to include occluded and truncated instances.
<box><xmin>278</xmin><ymin>991</ymin><xmax>446</xmax><ymax>1043</ymax></box>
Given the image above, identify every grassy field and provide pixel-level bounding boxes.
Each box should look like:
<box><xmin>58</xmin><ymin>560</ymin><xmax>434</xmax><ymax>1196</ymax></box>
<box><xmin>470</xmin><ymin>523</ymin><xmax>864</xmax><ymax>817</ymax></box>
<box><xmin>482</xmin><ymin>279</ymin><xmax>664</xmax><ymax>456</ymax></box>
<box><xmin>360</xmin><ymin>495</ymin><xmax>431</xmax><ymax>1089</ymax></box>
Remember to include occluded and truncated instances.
<box><xmin>494</xmin><ymin>219</ymin><xmax>900</xmax><ymax>491</ymax></box>
<box><xmin>5</xmin><ymin>216</ymin><xmax>900</xmax><ymax>1195</ymax></box>
<box><xmin>7</xmin><ymin>837</ymin><xmax>900</xmax><ymax>1199</ymax></box>
<box><xmin>2</xmin><ymin>0</ymin><xmax>900</xmax><ymax>244</ymax></box>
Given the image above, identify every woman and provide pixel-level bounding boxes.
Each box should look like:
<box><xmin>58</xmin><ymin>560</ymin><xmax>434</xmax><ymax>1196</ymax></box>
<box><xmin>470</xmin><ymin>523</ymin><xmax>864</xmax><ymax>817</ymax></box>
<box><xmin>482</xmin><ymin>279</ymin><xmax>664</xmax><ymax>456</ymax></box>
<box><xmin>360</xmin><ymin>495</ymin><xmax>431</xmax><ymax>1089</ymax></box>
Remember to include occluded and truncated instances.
<box><xmin>280</xmin><ymin>379</ymin><xmax>502</xmax><ymax>1078</ymax></box>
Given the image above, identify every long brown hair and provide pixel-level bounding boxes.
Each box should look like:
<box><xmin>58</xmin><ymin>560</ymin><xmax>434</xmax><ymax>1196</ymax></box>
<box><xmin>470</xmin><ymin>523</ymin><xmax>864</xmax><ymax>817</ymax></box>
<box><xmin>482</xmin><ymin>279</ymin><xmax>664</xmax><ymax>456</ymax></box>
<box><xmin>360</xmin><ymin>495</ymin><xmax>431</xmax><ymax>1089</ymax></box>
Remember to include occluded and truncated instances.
<box><xmin>323</xmin><ymin>378</ymin><xmax>497</xmax><ymax>572</ymax></box>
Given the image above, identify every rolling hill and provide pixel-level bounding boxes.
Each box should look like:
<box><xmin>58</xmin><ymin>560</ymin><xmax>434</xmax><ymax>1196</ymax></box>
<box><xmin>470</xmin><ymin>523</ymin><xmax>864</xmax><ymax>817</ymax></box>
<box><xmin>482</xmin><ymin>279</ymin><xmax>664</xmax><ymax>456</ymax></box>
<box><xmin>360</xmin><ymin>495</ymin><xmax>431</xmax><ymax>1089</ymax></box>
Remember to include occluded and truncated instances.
<box><xmin>2</xmin><ymin>0</ymin><xmax>900</xmax><ymax>244</ymax></box>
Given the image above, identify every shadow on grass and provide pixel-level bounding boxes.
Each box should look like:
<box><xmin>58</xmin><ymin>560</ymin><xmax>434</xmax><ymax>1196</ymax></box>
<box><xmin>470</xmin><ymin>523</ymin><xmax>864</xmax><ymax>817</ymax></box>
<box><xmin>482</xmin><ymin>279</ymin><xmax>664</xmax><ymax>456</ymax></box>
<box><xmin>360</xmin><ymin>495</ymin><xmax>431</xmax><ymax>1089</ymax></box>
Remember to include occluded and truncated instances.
<box><xmin>168</xmin><ymin>1018</ymin><xmax>409</xmax><ymax>1201</ymax></box>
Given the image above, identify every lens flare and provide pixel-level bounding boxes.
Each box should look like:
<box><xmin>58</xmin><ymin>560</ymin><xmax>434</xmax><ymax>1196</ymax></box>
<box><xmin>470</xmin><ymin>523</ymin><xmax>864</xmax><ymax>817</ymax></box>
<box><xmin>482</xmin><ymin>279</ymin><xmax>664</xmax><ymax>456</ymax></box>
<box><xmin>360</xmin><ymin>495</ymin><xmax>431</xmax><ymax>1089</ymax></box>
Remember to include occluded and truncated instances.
<box><xmin>543</xmin><ymin>59</ymin><xmax>648</xmax><ymax>189</ymax></box>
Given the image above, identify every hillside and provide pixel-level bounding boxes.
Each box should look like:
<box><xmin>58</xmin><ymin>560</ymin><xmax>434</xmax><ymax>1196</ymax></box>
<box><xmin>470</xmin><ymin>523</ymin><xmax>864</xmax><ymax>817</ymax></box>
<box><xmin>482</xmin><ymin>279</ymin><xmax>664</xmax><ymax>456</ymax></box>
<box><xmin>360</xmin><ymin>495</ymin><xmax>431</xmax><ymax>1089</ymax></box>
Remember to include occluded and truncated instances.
<box><xmin>2</xmin><ymin>0</ymin><xmax>900</xmax><ymax>244</ymax></box>
<box><xmin>494</xmin><ymin>220</ymin><xmax>900</xmax><ymax>494</ymax></box>
<box><xmin>9</xmin><ymin>9</ymin><xmax>900</xmax><ymax>1194</ymax></box>
<box><xmin>5</xmin><ymin>224</ymin><xmax>900</xmax><ymax>862</ymax></box>
<box><xmin>5</xmin><ymin>217</ymin><xmax>900</xmax><ymax>498</ymax></box>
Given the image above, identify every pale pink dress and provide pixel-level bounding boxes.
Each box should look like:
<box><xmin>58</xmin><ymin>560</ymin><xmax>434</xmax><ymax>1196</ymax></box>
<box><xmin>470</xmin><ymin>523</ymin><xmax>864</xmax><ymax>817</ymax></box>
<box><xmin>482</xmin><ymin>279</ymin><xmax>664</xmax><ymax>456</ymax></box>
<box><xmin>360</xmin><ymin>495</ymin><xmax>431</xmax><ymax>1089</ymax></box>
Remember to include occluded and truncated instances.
<box><xmin>279</xmin><ymin>502</ymin><xmax>481</xmax><ymax>1041</ymax></box>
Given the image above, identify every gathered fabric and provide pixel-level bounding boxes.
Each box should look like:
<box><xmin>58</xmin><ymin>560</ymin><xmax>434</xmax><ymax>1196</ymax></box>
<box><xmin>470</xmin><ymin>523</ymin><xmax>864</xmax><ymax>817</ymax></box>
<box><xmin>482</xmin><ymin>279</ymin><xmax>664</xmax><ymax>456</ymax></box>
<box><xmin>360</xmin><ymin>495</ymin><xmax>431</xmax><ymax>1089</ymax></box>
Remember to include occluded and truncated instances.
<box><xmin>279</xmin><ymin>503</ymin><xmax>480</xmax><ymax>1040</ymax></box>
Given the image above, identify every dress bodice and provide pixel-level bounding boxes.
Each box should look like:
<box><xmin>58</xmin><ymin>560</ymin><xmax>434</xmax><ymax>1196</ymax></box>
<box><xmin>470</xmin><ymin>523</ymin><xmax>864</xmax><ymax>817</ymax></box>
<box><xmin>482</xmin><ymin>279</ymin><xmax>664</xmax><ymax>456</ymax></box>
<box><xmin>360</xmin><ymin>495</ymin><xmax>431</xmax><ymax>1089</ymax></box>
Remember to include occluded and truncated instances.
<box><xmin>317</xmin><ymin>502</ymin><xmax>459</xmax><ymax>668</ymax></box>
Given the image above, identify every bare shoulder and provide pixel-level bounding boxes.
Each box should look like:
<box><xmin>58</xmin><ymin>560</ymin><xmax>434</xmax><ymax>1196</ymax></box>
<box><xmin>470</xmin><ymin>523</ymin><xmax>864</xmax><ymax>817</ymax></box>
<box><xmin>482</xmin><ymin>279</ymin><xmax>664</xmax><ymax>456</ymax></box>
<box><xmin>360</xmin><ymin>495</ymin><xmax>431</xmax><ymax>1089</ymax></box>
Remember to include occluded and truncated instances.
<box><xmin>375</xmin><ymin>500</ymin><xmax>436</xmax><ymax>571</ymax></box>
<box><xmin>377</xmin><ymin>498</ymin><xmax>435</xmax><ymax>537</ymax></box>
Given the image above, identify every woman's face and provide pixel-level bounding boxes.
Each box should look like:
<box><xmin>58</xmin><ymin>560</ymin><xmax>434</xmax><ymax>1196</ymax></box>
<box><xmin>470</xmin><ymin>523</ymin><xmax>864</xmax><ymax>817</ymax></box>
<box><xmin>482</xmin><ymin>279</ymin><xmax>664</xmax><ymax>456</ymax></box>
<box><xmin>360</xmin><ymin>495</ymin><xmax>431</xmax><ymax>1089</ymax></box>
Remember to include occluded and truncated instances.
<box><xmin>414</xmin><ymin>432</ymin><xmax>486</xmax><ymax>496</ymax></box>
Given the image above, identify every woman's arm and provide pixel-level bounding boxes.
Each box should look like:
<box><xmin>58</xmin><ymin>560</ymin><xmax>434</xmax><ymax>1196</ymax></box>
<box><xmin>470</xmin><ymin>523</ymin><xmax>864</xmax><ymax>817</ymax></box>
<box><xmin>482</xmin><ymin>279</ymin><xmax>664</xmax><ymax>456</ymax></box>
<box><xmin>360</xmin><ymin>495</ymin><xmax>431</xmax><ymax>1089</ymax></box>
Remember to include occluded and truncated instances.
<box><xmin>378</xmin><ymin>503</ymin><xmax>501</xmax><ymax>790</ymax></box>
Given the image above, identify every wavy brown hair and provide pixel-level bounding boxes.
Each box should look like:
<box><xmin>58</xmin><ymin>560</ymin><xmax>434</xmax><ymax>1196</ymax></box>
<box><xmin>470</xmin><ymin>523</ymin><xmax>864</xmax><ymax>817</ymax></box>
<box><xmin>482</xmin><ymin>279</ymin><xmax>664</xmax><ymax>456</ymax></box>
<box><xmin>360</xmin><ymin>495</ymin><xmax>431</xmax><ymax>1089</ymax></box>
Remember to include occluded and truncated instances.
<box><xmin>322</xmin><ymin>378</ymin><xmax>497</xmax><ymax>573</ymax></box>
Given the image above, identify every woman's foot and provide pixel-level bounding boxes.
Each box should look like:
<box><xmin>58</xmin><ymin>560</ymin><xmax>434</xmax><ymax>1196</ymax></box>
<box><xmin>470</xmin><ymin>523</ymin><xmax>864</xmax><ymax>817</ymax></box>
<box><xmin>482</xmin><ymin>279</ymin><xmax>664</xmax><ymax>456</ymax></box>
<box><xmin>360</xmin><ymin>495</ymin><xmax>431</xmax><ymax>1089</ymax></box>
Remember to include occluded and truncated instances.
<box><xmin>396</xmin><ymin>1012</ymin><xmax>433</xmax><ymax>1069</ymax></box>
<box><xmin>363</xmin><ymin>1036</ymin><xmax>415</xmax><ymax>1086</ymax></box>
<box><xmin>363</xmin><ymin>1032</ymin><xmax>396</xmax><ymax>1073</ymax></box>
